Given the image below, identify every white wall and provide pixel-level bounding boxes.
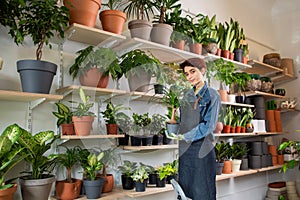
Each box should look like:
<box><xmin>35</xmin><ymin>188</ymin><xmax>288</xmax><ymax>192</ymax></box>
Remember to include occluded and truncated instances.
<box><xmin>1</xmin><ymin>1</ymin><xmax>300</xmax><ymax>200</ymax></box>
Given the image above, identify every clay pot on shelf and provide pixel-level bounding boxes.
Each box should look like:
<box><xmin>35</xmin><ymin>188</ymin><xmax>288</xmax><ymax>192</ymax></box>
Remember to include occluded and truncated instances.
<box><xmin>99</xmin><ymin>10</ymin><xmax>126</xmax><ymax>34</ymax></box>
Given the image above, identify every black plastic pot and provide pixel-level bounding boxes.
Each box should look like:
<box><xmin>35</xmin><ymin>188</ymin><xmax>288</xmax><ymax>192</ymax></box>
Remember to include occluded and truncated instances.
<box><xmin>216</xmin><ymin>162</ymin><xmax>224</xmax><ymax>175</ymax></box>
<box><xmin>130</xmin><ymin>136</ymin><xmax>141</xmax><ymax>146</ymax></box>
<box><xmin>17</xmin><ymin>60</ymin><xmax>57</xmax><ymax>94</ymax></box>
<box><xmin>235</xmin><ymin>95</ymin><xmax>245</xmax><ymax>103</ymax></box>
<box><xmin>154</xmin><ymin>84</ymin><xmax>164</xmax><ymax>94</ymax></box>
<box><xmin>135</xmin><ymin>181</ymin><xmax>146</xmax><ymax>192</ymax></box>
<box><xmin>148</xmin><ymin>173</ymin><xmax>157</xmax><ymax>185</ymax></box>
<box><xmin>156</xmin><ymin>177</ymin><xmax>166</xmax><ymax>187</ymax></box>
<box><xmin>166</xmin><ymin>174</ymin><xmax>178</xmax><ymax>184</ymax></box>
<box><xmin>141</xmin><ymin>135</ymin><xmax>153</xmax><ymax>146</ymax></box>
<box><xmin>240</xmin><ymin>158</ymin><xmax>249</xmax><ymax>170</ymax></box>
<box><xmin>152</xmin><ymin>134</ymin><xmax>163</xmax><ymax>145</ymax></box>
<box><xmin>121</xmin><ymin>175</ymin><xmax>134</xmax><ymax>190</ymax></box>
<box><xmin>249</xmin><ymin>155</ymin><xmax>262</xmax><ymax>169</ymax></box>
<box><xmin>118</xmin><ymin>133</ymin><xmax>129</xmax><ymax>146</ymax></box>
<box><xmin>163</xmin><ymin>132</ymin><xmax>172</xmax><ymax>145</ymax></box>
<box><xmin>251</xmin><ymin>142</ymin><xmax>263</xmax><ymax>155</ymax></box>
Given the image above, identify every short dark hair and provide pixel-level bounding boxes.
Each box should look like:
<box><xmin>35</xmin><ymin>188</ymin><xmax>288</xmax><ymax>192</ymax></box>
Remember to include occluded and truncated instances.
<box><xmin>180</xmin><ymin>58</ymin><xmax>206</xmax><ymax>72</ymax></box>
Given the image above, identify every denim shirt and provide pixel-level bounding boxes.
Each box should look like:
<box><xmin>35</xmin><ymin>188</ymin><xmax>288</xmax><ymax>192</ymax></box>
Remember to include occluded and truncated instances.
<box><xmin>181</xmin><ymin>82</ymin><xmax>221</xmax><ymax>142</ymax></box>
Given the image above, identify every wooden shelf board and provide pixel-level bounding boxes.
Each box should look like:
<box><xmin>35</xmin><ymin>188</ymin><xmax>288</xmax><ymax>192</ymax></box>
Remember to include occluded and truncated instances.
<box><xmin>244</xmin><ymin>60</ymin><xmax>282</xmax><ymax>75</ymax></box>
<box><xmin>125</xmin><ymin>184</ymin><xmax>174</xmax><ymax>198</ymax></box>
<box><xmin>221</xmin><ymin>101</ymin><xmax>254</xmax><ymax>107</ymax></box>
<box><xmin>214</xmin><ymin>133</ymin><xmax>256</xmax><ymax>137</ymax></box>
<box><xmin>281</xmin><ymin>108</ymin><xmax>300</xmax><ymax>113</ymax></box>
<box><xmin>60</xmin><ymin>134</ymin><xmax>125</xmax><ymax>139</ymax></box>
<box><xmin>114</xmin><ymin>37</ymin><xmax>206</xmax><ymax>63</ymax></box>
<box><xmin>122</xmin><ymin>144</ymin><xmax>178</xmax><ymax>151</ymax></box>
<box><xmin>244</xmin><ymin>91</ymin><xmax>285</xmax><ymax>99</ymax></box>
<box><xmin>206</xmin><ymin>53</ymin><xmax>252</xmax><ymax>70</ymax></box>
<box><xmin>256</xmin><ymin>132</ymin><xmax>288</xmax><ymax>136</ymax></box>
<box><xmin>56</xmin><ymin>85</ymin><xmax>127</xmax><ymax>96</ymax></box>
<box><xmin>217</xmin><ymin>165</ymin><xmax>283</xmax><ymax>181</ymax></box>
<box><xmin>0</xmin><ymin>90</ymin><xmax>63</xmax><ymax>102</ymax></box>
<box><xmin>64</xmin><ymin>23</ymin><xmax>126</xmax><ymax>46</ymax></box>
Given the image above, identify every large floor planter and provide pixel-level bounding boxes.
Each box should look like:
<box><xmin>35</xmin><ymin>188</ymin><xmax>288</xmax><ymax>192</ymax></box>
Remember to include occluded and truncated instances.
<box><xmin>17</xmin><ymin>60</ymin><xmax>57</xmax><ymax>94</ymax></box>
<box><xmin>20</xmin><ymin>175</ymin><xmax>56</xmax><ymax>200</ymax></box>
<box><xmin>72</xmin><ymin>116</ymin><xmax>94</xmax><ymax>136</ymax></box>
<box><xmin>63</xmin><ymin>0</ymin><xmax>101</xmax><ymax>27</ymax></box>
<box><xmin>82</xmin><ymin>178</ymin><xmax>105</xmax><ymax>199</ymax></box>
<box><xmin>150</xmin><ymin>23</ymin><xmax>173</xmax><ymax>46</ymax></box>
<box><xmin>128</xmin><ymin>20</ymin><xmax>152</xmax><ymax>41</ymax></box>
<box><xmin>55</xmin><ymin>179</ymin><xmax>82</xmax><ymax>200</ymax></box>
<box><xmin>0</xmin><ymin>184</ymin><xmax>17</xmax><ymax>200</ymax></box>
<box><xmin>99</xmin><ymin>10</ymin><xmax>126</xmax><ymax>34</ymax></box>
<box><xmin>127</xmin><ymin>69</ymin><xmax>151</xmax><ymax>92</ymax></box>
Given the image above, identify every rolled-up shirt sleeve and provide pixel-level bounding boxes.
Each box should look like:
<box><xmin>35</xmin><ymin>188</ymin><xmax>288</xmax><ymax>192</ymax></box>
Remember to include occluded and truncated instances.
<box><xmin>183</xmin><ymin>88</ymin><xmax>221</xmax><ymax>142</ymax></box>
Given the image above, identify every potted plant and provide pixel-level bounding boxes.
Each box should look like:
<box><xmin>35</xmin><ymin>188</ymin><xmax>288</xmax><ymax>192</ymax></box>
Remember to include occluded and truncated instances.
<box><xmin>139</xmin><ymin>163</ymin><xmax>157</xmax><ymax>185</ymax></box>
<box><xmin>223</xmin><ymin>106</ymin><xmax>234</xmax><ymax>133</ymax></box>
<box><xmin>218</xmin><ymin>20</ymin><xmax>236</xmax><ymax>59</ymax></box>
<box><xmin>278</xmin><ymin>140</ymin><xmax>300</xmax><ymax>173</ymax></box>
<box><xmin>155</xmin><ymin>164</ymin><xmax>172</xmax><ymax>187</ymax></box>
<box><xmin>118</xmin><ymin>160</ymin><xmax>137</xmax><ymax>190</ymax></box>
<box><xmin>52</xmin><ymin>102</ymin><xmax>74</xmax><ymax>135</ymax></box>
<box><xmin>233</xmin><ymin>72</ymin><xmax>251</xmax><ymax>103</ymax></box>
<box><xmin>72</xmin><ymin>87</ymin><xmax>96</xmax><ymax>136</ymax></box>
<box><xmin>149</xmin><ymin>114</ymin><xmax>167</xmax><ymax>145</ymax></box>
<box><xmin>0</xmin><ymin>0</ymin><xmax>69</xmax><ymax>94</ymax></box>
<box><xmin>63</xmin><ymin>0</ymin><xmax>101</xmax><ymax>28</ymax></box>
<box><xmin>203</xmin><ymin>15</ymin><xmax>219</xmax><ymax>55</ymax></box>
<box><xmin>186</xmin><ymin>13</ymin><xmax>212</xmax><ymax>55</ymax></box>
<box><xmin>116</xmin><ymin>115</ymin><xmax>132</xmax><ymax>145</ymax></box>
<box><xmin>151</xmin><ymin>0</ymin><xmax>181</xmax><ymax>45</ymax></box>
<box><xmin>79</xmin><ymin>149</ymin><xmax>105</xmax><ymax>199</ymax></box>
<box><xmin>50</xmin><ymin>146</ymin><xmax>82</xmax><ymax>200</ymax></box>
<box><xmin>101</xmin><ymin>100</ymin><xmax>130</xmax><ymax>135</ymax></box>
<box><xmin>231</xmin><ymin>143</ymin><xmax>248</xmax><ymax>173</ymax></box>
<box><xmin>131</xmin><ymin>112</ymin><xmax>153</xmax><ymax>146</ymax></box>
<box><xmin>16</xmin><ymin>124</ymin><xmax>59</xmax><ymax>200</ymax></box>
<box><xmin>69</xmin><ymin>46</ymin><xmax>122</xmax><ymax>88</ymax></box>
<box><xmin>98</xmin><ymin>148</ymin><xmax>120</xmax><ymax>193</ymax></box>
<box><xmin>99</xmin><ymin>0</ymin><xmax>127</xmax><ymax>34</ymax></box>
<box><xmin>131</xmin><ymin>165</ymin><xmax>149</xmax><ymax>192</ymax></box>
<box><xmin>123</xmin><ymin>0</ymin><xmax>156</xmax><ymax>40</ymax></box>
<box><xmin>119</xmin><ymin>49</ymin><xmax>162</xmax><ymax>92</ymax></box>
<box><xmin>165</xmin><ymin>159</ymin><xmax>178</xmax><ymax>184</ymax></box>
<box><xmin>215</xmin><ymin>141</ymin><xmax>230</xmax><ymax>175</ymax></box>
<box><xmin>0</xmin><ymin>124</ymin><xmax>28</xmax><ymax>200</ymax></box>
<box><xmin>231</xmin><ymin>19</ymin><xmax>246</xmax><ymax>62</ymax></box>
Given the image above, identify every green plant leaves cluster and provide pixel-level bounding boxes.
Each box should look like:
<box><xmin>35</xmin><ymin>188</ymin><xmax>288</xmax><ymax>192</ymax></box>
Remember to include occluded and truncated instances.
<box><xmin>52</xmin><ymin>102</ymin><xmax>73</xmax><ymax>127</ymax></box>
<box><xmin>101</xmin><ymin>101</ymin><xmax>131</xmax><ymax>124</ymax></box>
<box><xmin>73</xmin><ymin>87</ymin><xmax>95</xmax><ymax>117</ymax></box>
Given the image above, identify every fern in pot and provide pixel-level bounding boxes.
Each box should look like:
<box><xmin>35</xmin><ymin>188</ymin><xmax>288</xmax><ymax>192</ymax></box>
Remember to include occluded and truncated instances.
<box><xmin>0</xmin><ymin>0</ymin><xmax>69</xmax><ymax>94</ymax></box>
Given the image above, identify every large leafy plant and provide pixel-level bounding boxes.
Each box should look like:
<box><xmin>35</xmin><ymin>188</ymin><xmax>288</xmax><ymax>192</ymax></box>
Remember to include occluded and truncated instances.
<box><xmin>72</xmin><ymin>87</ymin><xmax>95</xmax><ymax>117</ymax></box>
<box><xmin>101</xmin><ymin>101</ymin><xmax>130</xmax><ymax>124</ymax></box>
<box><xmin>0</xmin><ymin>0</ymin><xmax>69</xmax><ymax>60</ymax></box>
<box><xmin>153</xmin><ymin>0</ymin><xmax>181</xmax><ymax>24</ymax></box>
<box><xmin>0</xmin><ymin>124</ymin><xmax>28</xmax><ymax>189</ymax></box>
<box><xmin>278</xmin><ymin>140</ymin><xmax>300</xmax><ymax>173</ymax></box>
<box><xmin>123</xmin><ymin>0</ymin><xmax>156</xmax><ymax>20</ymax></box>
<box><xmin>118</xmin><ymin>160</ymin><xmax>138</xmax><ymax>177</ymax></box>
<box><xmin>215</xmin><ymin>141</ymin><xmax>230</xmax><ymax>162</ymax></box>
<box><xmin>69</xmin><ymin>46</ymin><xmax>122</xmax><ymax>81</ymax></box>
<box><xmin>52</xmin><ymin>102</ymin><xmax>73</xmax><ymax>127</ymax></box>
<box><xmin>17</xmin><ymin>125</ymin><xmax>59</xmax><ymax>179</ymax></box>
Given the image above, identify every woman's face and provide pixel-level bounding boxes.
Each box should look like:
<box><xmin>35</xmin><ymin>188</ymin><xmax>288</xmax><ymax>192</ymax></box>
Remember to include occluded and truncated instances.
<box><xmin>183</xmin><ymin>66</ymin><xmax>205</xmax><ymax>86</ymax></box>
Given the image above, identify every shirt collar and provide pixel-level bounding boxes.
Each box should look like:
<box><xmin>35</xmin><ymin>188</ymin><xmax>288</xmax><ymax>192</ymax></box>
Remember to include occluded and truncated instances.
<box><xmin>196</xmin><ymin>82</ymin><xmax>208</xmax><ymax>98</ymax></box>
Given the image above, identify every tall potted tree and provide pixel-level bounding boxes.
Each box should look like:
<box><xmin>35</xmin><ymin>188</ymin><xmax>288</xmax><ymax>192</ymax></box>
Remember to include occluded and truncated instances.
<box><xmin>16</xmin><ymin>125</ymin><xmax>59</xmax><ymax>200</ymax></box>
<box><xmin>0</xmin><ymin>124</ymin><xmax>28</xmax><ymax>200</ymax></box>
<box><xmin>72</xmin><ymin>87</ymin><xmax>96</xmax><ymax>136</ymax></box>
<box><xmin>123</xmin><ymin>0</ymin><xmax>156</xmax><ymax>40</ymax></box>
<box><xmin>0</xmin><ymin>0</ymin><xmax>69</xmax><ymax>94</ymax></box>
<box><xmin>50</xmin><ymin>146</ymin><xmax>82</xmax><ymax>200</ymax></box>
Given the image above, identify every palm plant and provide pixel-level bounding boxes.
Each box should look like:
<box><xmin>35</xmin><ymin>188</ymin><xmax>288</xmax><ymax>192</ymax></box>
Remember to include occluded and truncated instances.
<box><xmin>123</xmin><ymin>0</ymin><xmax>156</xmax><ymax>20</ymax></box>
<box><xmin>153</xmin><ymin>0</ymin><xmax>181</xmax><ymax>24</ymax></box>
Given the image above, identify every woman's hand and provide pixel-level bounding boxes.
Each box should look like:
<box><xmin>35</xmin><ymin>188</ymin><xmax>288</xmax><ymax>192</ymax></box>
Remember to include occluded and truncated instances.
<box><xmin>165</xmin><ymin>130</ymin><xmax>184</xmax><ymax>140</ymax></box>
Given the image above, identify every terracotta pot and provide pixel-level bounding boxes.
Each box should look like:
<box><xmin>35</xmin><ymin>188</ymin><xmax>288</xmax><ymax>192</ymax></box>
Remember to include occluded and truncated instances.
<box><xmin>222</xmin><ymin>125</ymin><xmax>231</xmax><ymax>133</ymax></box>
<box><xmin>229</xmin><ymin>52</ymin><xmax>234</xmax><ymax>60</ymax></box>
<box><xmin>216</xmin><ymin>48</ymin><xmax>222</xmax><ymax>56</ymax></box>
<box><xmin>268</xmin><ymin>145</ymin><xmax>277</xmax><ymax>156</ymax></box>
<box><xmin>97</xmin><ymin>73</ymin><xmax>109</xmax><ymax>88</ymax></box>
<box><xmin>274</xmin><ymin>110</ymin><xmax>281</xmax><ymax>121</ymax></box>
<box><xmin>189</xmin><ymin>43</ymin><xmax>202</xmax><ymax>55</ymax></box>
<box><xmin>276</xmin><ymin>120</ymin><xmax>282</xmax><ymax>132</ymax></box>
<box><xmin>230</xmin><ymin>127</ymin><xmax>236</xmax><ymax>133</ymax></box>
<box><xmin>272</xmin><ymin>155</ymin><xmax>278</xmax><ymax>165</ymax></box>
<box><xmin>64</xmin><ymin>0</ymin><xmax>101</xmax><ymax>27</ymax></box>
<box><xmin>55</xmin><ymin>179</ymin><xmax>82</xmax><ymax>200</ymax></box>
<box><xmin>106</xmin><ymin>124</ymin><xmax>118</xmax><ymax>135</ymax></box>
<box><xmin>214</xmin><ymin>122</ymin><xmax>223</xmax><ymax>134</ymax></box>
<box><xmin>218</xmin><ymin>90</ymin><xmax>228</xmax><ymax>102</ymax></box>
<box><xmin>61</xmin><ymin>123</ymin><xmax>75</xmax><ymax>135</ymax></box>
<box><xmin>0</xmin><ymin>184</ymin><xmax>17</xmax><ymax>200</ymax></box>
<box><xmin>171</xmin><ymin>40</ymin><xmax>185</xmax><ymax>50</ymax></box>
<box><xmin>235</xmin><ymin>126</ymin><xmax>241</xmax><ymax>133</ymax></box>
<box><xmin>265</xmin><ymin>110</ymin><xmax>275</xmax><ymax>121</ymax></box>
<box><xmin>99</xmin><ymin>10</ymin><xmax>126</xmax><ymax>34</ymax></box>
<box><xmin>79</xmin><ymin>68</ymin><xmax>101</xmax><ymax>87</ymax></box>
<box><xmin>102</xmin><ymin>174</ymin><xmax>114</xmax><ymax>193</ymax></box>
<box><xmin>277</xmin><ymin>155</ymin><xmax>284</xmax><ymax>165</ymax></box>
<box><xmin>221</xmin><ymin>50</ymin><xmax>230</xmax><ymax>59</ymax></box>
<box><xmin>222</xmin><ymin>160</ymin><xmax>232</xmax><ymax>174</ymax></box>
<box><xmin>72</xmin><ymin>116</ymin><xmax>94</xmax><ymax>136</ymax></box>
<box><xmin>241</xmin><ymin>127</ymin><xmax>246</xmax><ymax>133</ymax></box>
<box><xmin>268</xmin><ymin>120</ymin><xmax>276</xmax><ymax>132</ymax></box>
<box><xmin>242</xmin><ymin>56</ymin><xmax>248</xmax><ymax>64</ymax></box>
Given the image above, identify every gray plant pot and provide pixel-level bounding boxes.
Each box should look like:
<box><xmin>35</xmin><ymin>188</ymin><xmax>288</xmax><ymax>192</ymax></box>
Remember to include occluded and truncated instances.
<box><xmin>249</xmin><ymin>155</ymin><xmax>262</xmax><ymax>169</ymax></box>
<box><xmin>216</xmin><ymin>162</ymin><xmax>224</xmax><ymax>175</ymax></box>
<box><xmin>19</xmin><ymin>175</ymin><xmax>56</xmax><ymax>200</ymax></box>
<box><xmin>83</xmin><ymin>178</ymin><xmax>105</xmax><ymax>199</ymax></box>
<box><xmin>251</xmin><ymin>142</ymin><xmax>263</xmax><ymax>155</ymax></box>
<box><xmin>17</xmin><ymin>60</ymin><xmax>57</xmax><ymax>94</ymax></box>
<box><xmin>127</xmin><ymin>69</ymin><xmax>151</xmax><ymax>92</ymax></box>
<box><xmin>150</xmin><ymin>23</ymin><xmax>173</xmax><ymax>46</ymax></box>
<box><xmin>128</xmin><ymin>20</ymin><xmax>152</xmax><ymax>41</ymax></box>
<box><xmin>240</xmin><ymin>158</ymin><xmax>249</xmax><ymax>170</ymax></box>
<box><xmin>166</xmin><ymin>123</ymin><xmax>180</xmax><ymax>135</ymax></box>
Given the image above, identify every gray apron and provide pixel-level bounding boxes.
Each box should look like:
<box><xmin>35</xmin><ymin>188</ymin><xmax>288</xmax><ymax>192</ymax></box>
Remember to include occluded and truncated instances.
<box><xmin>178</xmin><ymin>90</ymin><xmax>216</xmax><ymax>200</ymax></box>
